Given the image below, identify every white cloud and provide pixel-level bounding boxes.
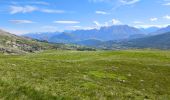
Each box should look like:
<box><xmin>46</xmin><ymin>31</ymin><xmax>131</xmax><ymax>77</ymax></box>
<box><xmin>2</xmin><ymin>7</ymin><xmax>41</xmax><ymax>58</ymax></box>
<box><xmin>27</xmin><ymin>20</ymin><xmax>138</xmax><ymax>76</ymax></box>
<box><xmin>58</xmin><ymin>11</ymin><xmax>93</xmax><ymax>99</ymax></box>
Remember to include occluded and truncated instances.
<box><xmin>69</xmin><ymin>26</ymin><xmax>82</xmax><ymax>30</ymax></box>
<box><xmin>111</xmin><ymin>19</ymin><xmax>122</xmax><ymax>25</ymax></box>
<box><xmin>9</xmin><ymin>5</ymin><xmax>65</xmax><ymax>14</ymax></box>
<box><xmin>64</xmin><ymin>25</ymin><xmax>96</xmax><ymax>31</ymax></box>
<box><xmin>71</xmin><ymin>26</ymin><xmax>81</xmax><ymax>28</ymax></box>
<box><xmin>93</xmin><ymin>21</ymin><xmax>101</xmax><ymax>27</ymax></box>
<box><xmin>93</xmin><ymin>19</ymin><xmax>122</xmax><ymax>29</ymax></box>
<box><xmin>135</xmin><ymin>24</ymin><xmax>169</xmax><ymax>28</ymax></box>
<box><xmin>41</xmin><ymin>25</ymin><xmax>59</xmax><ymax>32</ymax></box>
<box><xmin>133</xmin><ymin>21</ymin><xmax>143</xmax><ymax>24</ymax></box>
<box><xmin>10</xmin><ymin>5</ymin><xmax>38</xmax><ymax>14</ymax></box>
<box><xmin>150</xmin><ymin>18</ymin><xmax>158</xmax><ymax>21</ymax></box>
<box><xmin>89</xmin><ymin>0</ymin><xmax>140</xmax><ymax>14</ymax></box>
<box><xmin>162</xmin><ymin>0</ymin><xmax>170</xmax><ymax>6</ymax></box>
<box><xmin>119</xmin><ymin>0</ymin><xmax>140</xmax><ymax>5</ymax></box>
<box><xmin>89</xmin><ymin>0</ymin><xmax>140</xmax><ymax>5</ymax></box>
<box><xmin>41</xmin><ymin>9</ymin><xmax>65</xmax><ymax>14</ymax></box>
<box><xmin>88</xmin><ymin>0</ymin><xmax>107</xmax><ymax>3</ymax></box>
<box><xmin>10</xmin><ymin>1</ymin><xmax>50</xmax><ymax>5</ymax></box>
<box><xmin>32</xmin><ymin>1</ymin><xmax>50</xmax><ymax>5</ymax></box>
<box><xmin>9</xmin><ymin>20</ymin><xmax>35</xmax><ymax>24</ymax></box>
<box><xmin>95</xmin><ymin>11</ymin><xmax>109</xmax><ymax>15</ymax></box>
<box><xmin>42</xmin><ymin>25</ymin><xmax>58</xmax><ymax>29</ymax></box>
<box><xmin>79</xmin><ymin>27</ymin><xmax>96</xmax><ymax>30</ymax></box>
<box><xmin>0</xmin><ymin>28</ymin><xmax>29</xmax><ymax>35</ymax></box>
<box><xmin>54</xmin><ymin>21</ymin><xmax>80</xmax><ymax>24</ymax></box>
<box><xmin>163</xmin><ymin>15</ymin><xmax>170</xmax><ymax>19</ymax></box>
<box><xmin>93</xmin><ymin>21</ymin><xmax>106</xmax><ymax>29</ymax></box>
<box><xmin>163</xmin><ymin>2</ymin><xmax>170</xmax><ymax>6</ymax></box>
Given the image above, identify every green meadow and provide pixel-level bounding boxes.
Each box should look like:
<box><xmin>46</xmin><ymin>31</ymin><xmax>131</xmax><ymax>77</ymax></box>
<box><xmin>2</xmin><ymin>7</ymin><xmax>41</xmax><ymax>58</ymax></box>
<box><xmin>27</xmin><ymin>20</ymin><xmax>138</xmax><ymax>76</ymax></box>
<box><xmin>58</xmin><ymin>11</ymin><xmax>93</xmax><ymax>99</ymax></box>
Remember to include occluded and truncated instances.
<box><xmin>0</xmin><ymin>50</ymin><xmax>170</xmax><ymax>100</ymax></box>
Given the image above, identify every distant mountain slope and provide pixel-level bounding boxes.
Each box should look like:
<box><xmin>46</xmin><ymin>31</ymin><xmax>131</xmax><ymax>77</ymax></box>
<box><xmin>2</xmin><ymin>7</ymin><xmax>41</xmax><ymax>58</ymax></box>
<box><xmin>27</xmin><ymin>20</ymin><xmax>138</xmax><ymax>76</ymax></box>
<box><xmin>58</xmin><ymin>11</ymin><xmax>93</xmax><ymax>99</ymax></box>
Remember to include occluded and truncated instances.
<box><xmin>139</xmin><ymin>27</ymin><xmax>160</xmax><ymax>34</ymax></box>
<box><xmin>75</xmin><ymin>40</ymin><xmax>128</xmax><ymax>50</ymax></box>
<box><xmin>23</xmin><ymin>32</ymin><xmax>61</xmax><ymax>41</ymax></box>
<box><xmin>75</xmin><ymin>39</ymin><xmax>103</xmax><ymax>47</ymax></box>
<box><xmin>49</xmin><ymin>32</ymin><xmax>76</xmax><ymax>43</ymax></box>
<box><xmin>125</xmin><ymin>32</ymin><xmax>170</xmax><ymax>49</ymax></box>
<box><xmin>151</xmin><ymin>25</ymin><xmax>170</xmax><ymax>35</ymax></box>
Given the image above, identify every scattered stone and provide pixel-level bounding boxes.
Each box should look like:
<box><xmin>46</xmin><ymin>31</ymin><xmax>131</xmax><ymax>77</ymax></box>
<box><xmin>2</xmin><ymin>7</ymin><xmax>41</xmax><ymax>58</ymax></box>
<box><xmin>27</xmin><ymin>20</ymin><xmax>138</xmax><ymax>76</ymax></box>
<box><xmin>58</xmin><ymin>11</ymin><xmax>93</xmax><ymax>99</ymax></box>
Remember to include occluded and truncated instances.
<box><xmin>11</xmin><ymin>64</ymin><xmax>16</xmax><ymax>67</ymax></box>
<box><xmin>128</xmin><ymin>73</ymin><xmax>132</xmax><ymax>77</ymax></box>
<box><xmin>140</xmin><ymin>80</ymin><xmax>144</xmax><ymax>82</ymax></box>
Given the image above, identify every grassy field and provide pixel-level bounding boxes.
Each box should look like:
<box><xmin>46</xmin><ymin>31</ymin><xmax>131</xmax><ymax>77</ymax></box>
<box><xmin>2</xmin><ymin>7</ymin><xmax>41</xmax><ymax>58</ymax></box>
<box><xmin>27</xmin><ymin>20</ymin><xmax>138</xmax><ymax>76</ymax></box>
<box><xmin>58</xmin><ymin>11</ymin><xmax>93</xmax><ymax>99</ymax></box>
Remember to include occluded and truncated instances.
<box><xmin>0</xmin><ymin>50</ymin><xmax>170</xmax><ymax>100</ymax></box>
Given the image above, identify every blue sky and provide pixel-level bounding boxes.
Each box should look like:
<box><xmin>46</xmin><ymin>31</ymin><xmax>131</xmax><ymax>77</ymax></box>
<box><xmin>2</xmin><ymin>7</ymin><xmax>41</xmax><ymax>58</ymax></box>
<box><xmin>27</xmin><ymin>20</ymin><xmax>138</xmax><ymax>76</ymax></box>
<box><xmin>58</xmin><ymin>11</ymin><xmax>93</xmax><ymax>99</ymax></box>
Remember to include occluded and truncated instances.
<box><xmin>0</xmin><ymin>0</ymin><xmax>170</xmax><ymax>34</ymax></box>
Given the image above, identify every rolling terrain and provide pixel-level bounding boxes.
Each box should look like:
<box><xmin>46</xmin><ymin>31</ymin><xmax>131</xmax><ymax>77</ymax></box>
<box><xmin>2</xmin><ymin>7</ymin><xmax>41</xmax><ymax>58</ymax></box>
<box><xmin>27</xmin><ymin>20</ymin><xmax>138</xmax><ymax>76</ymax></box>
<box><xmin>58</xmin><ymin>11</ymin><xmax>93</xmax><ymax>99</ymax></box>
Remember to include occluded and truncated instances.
<box><xmin>0</xmin><ymin>50</ymin><xmax>170</xmax><ymax>99</ymax></box>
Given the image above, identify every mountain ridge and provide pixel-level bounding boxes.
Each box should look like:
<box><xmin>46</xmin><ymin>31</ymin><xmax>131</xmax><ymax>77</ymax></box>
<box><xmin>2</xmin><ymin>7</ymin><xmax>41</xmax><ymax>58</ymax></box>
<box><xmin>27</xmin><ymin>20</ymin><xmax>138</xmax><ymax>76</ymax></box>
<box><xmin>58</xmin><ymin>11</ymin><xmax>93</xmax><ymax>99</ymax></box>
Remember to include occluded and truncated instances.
<box><xmin>23</xmin><ymin>25</ymin><xmax>146</xmax><ymax>43</ymax></box>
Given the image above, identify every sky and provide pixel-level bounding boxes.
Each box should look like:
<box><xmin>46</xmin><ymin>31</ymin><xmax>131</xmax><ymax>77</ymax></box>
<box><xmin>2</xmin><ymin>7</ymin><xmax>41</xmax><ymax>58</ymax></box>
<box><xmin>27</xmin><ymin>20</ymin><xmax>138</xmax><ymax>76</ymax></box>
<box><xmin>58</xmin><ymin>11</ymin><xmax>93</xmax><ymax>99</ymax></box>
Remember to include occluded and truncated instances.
<box><xmin>0</xmin><ymin>0</ymin><xmax>170</xmax><ymax>34</ymax></box>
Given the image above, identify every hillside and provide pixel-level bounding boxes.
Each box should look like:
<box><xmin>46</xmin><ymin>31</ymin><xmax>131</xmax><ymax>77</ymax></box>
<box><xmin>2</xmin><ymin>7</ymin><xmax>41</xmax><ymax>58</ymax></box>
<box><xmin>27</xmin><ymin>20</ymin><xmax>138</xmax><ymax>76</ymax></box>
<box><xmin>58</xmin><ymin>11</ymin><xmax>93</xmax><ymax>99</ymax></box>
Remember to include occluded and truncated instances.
<box><xmin>139</xmin><ymin>27</ymin><xmax>160</xmax><ymax>34</ymax></box>
<box><xmin>125</xmin><ymin>32</ymin><xmax>170</xmax><ymax>49</ymax></box>
<box><xmin>0</xmin><ymin>30</ymin><xmax>95</xmax><ymax>54</ymax></box>
<box><xmin>49</xmin><ymin>32</ymin><xmax>76</xmax><ymax>43</ymax></box>
<box><xmin>0</xmin><ymin>30</ymin><xmax>60</xmax><ymax>54</ymax></box>
<box><xmin>74</xmin><ymin>39</ymin><xmax>103</xmax><ymax>47</ymax></box>
<box><xmin>150</xmin><ymin>25</ymin><xmax>170</xmax><ymax>35</ymax></box>
<box><xmin>23</xmin><ymin>32</ymin><xmax>61</xmax><ymax>41</ymax></box>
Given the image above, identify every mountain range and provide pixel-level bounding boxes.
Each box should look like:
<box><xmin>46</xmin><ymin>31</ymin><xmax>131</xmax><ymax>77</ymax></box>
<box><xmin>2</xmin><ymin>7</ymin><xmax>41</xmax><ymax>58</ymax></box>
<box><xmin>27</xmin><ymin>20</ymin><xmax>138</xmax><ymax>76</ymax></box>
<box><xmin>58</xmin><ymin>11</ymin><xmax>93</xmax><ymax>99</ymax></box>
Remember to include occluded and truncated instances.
<box><xmin>24</xmin><ymin>25</ymin><xmax>147</xmax><ymax>42</ymax></box>
<box><xmin>23</xmin><ymin>25</ymin><xmax>170</xmax><ymax>50</ymax></box>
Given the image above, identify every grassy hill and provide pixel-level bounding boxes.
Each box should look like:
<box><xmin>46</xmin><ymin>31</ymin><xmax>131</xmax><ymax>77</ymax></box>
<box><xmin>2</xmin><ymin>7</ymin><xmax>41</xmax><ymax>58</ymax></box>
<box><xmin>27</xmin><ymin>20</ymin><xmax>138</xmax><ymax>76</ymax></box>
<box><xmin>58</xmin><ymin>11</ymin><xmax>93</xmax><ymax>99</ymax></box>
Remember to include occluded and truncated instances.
<box><xmin>0</xmin><ymin>30</ymin><xmax>59</xmax><ymax>54</ymax></box>
<box><xmin>0</xmin><ymin>50</ymin><xmax>170</xmax><ymax>99</ymax></box>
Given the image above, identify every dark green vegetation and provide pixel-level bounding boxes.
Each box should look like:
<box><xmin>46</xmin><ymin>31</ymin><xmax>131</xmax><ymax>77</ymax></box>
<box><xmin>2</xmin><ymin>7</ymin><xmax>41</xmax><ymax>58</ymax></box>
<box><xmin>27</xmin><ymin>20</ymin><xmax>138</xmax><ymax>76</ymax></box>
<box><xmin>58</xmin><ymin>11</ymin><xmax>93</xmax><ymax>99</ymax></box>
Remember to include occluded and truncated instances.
<box><xmin>0</xmin><ymin>50</ymin><xmax>170</xmax><ymax>99</ymax></box>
